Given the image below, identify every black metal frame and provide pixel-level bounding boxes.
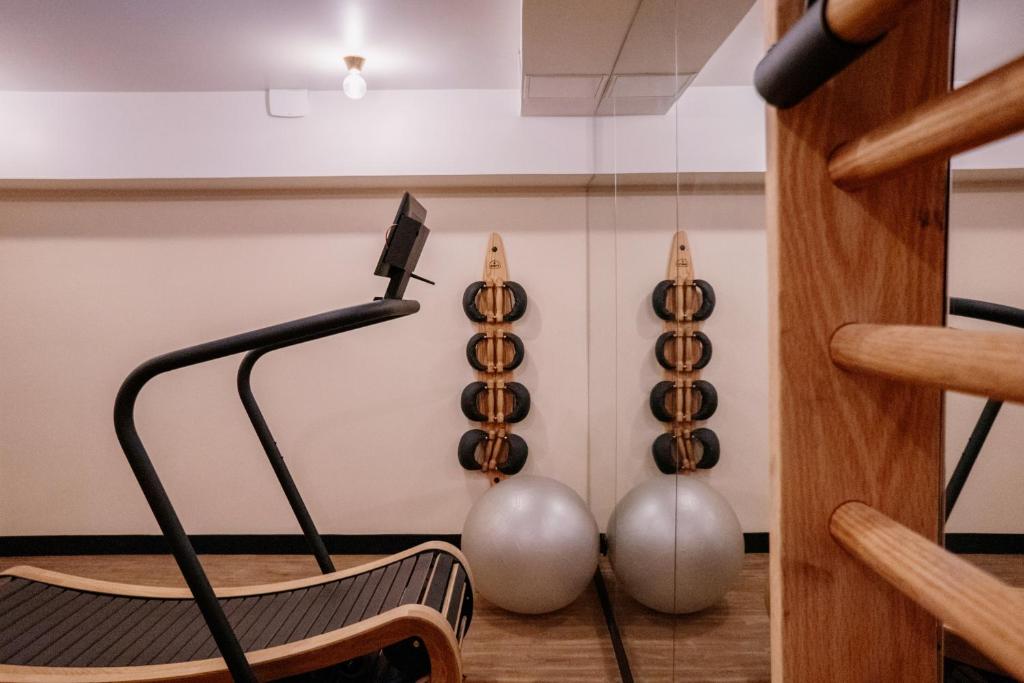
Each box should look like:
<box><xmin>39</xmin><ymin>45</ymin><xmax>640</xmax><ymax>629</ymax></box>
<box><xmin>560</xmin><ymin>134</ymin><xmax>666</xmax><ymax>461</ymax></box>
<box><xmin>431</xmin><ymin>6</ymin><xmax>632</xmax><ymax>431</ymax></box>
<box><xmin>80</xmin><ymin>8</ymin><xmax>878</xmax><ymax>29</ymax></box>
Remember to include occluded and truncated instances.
<box><xmin>944</xmin><ymin>297</ymin><xmax>1024</xmax><ymax>520</ymax></box>
<box><xmin>237</xmin><ymin>334</ymin><xmax>340</xmax><ymax>575</ymax></box>
<box><xmin>113</xmin><ymin>298</ymin><xmax>419</xmax><ymax>682</ymax></box>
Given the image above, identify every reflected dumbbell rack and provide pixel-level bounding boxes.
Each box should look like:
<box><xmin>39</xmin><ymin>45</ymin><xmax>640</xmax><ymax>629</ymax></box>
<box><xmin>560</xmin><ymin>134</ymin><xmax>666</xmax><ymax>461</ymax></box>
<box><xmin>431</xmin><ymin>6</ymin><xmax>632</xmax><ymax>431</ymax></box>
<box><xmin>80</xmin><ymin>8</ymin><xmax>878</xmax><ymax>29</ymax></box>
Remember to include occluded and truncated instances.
<box><xmin>649</xmin><ymin>230</ymin><xmax>720</xmax><ymax>474</ymax></box>
<box><xmin>458</xmin><ymin>233</ymin><xmax>530</xmax><ymax>483</ymax></box>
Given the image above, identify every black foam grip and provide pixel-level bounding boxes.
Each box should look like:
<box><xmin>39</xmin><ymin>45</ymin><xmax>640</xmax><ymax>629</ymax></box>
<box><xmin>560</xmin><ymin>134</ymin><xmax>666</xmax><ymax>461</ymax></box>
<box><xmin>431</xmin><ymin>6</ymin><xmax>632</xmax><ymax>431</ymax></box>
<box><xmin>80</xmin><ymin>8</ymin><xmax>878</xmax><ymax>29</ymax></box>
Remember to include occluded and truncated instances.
<box><xmin>691</xmin><ymin>279</ymin><xmax>716</xmax><ymax>321</ymax></box>
<box><xmin>504</xmin><ymin>382</ymin><xmax>531</xmax><ymax>423</ymax></box>
<box><xmin>753</xmin><ymin>0</ymin><xmax>880</xmax><ymax>109</ymax></box>
<box><xmin>651</xmin><ymin>433</ymin><xmax>679</xmax><ymax>474</ymax></box>
<box><xmin>690</xmin><ymin>380</ymin><xmax>718</xmax><ymax>421</ymax></box>
<box><xmin>649</xmin><ymin>379</ymin><xmax>718</xmax><ymax>422</ymax></box>
<box><xmin>651</xmin><ymin>279</ymin><xmax>715</xmax><ymax>321</ymax></box>
<box><xmin>498</xmin><ymin>434</ymin><xmax>528</xmax><ymax>475</ymax></box>
<box><xmin>503</xmin><ymin>281</ymin><xmax>528</xmax><ymax>321</ymax></box>
<box><xmin>460</xmin><ymin>382</ymin><xmax>489</xmax><ymax>422</ymax></box>
<box><xmin>655</xmin><ymin>330</ymin><xmax>712</xmax><ymax>371</ymax></box>
<box><xmin>649</xmin><ymin>381</ymin><xmax>676</xmax><ymax>422</ymax></box>
<box><xmin>462</xmin><ymin>281</ymin><xmax>527</xmax><ymax>322</ymax></box>
<box><xmin>465</xmin><ymin>332</ymin><xmax>525</xmax><ymax>372</ymax></box>
<box><xmin>651</xmin><ymin>280</ymin><xmax>675</xmax><ymax>321</ymax></box>
<box><xmin>651</xmin><ymin>429</ymin><xmax>720</xmax><ymax>473</ymax></box>
<box><xmin>457</xmin><ymin>430</ymin><xmax>487</xmax><ymax>470</ymax></box>
<box><xmin>462</xmin><ymin>282</ymin><xmax>487</xmax><ymax>322</ymax></box>
<box><xmin>692</xmin><ymin>428</ymin><xmax>720</xmax><ymax>469</ymax></box>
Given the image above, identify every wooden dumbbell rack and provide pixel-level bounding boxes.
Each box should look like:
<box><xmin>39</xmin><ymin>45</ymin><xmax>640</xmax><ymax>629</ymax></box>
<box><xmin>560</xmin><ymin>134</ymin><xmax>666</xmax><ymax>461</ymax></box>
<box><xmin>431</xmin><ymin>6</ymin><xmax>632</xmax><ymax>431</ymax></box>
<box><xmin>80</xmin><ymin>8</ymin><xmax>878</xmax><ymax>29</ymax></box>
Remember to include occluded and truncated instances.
<box><xmin>460</xmin><ymin>233</ymin><xmax>528</xmax><ymax>484</ymax></box>
<box><xmin>652</xmin><ymin>230</ymin><xmax>717</xmax><ymax>472</ymax></box>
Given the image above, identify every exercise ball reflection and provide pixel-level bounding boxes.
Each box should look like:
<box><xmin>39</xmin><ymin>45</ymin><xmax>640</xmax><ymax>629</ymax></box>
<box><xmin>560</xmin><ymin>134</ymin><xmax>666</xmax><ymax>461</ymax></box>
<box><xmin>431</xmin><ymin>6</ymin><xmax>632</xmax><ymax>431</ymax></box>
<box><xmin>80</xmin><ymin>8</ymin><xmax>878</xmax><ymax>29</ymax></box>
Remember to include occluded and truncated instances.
<box><xmin>607</xmin><ymin>476</ymin><xmax>743</xmax><ymax>614</ymax></box>
<box><xmin>462</xmin><ymin>475</ymin><xmax>599</xmax><ymax>614</ymax></box>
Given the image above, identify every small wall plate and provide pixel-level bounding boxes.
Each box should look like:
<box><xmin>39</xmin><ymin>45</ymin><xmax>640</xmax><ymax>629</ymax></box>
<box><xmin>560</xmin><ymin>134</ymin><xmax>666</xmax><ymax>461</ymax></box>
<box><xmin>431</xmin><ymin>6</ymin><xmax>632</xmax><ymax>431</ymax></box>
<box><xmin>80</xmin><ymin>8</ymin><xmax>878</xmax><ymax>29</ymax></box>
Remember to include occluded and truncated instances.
<box><xmin>267</xmin><ymin>89</ymin><xmax>310</xmax><ymax>118</ymax></box>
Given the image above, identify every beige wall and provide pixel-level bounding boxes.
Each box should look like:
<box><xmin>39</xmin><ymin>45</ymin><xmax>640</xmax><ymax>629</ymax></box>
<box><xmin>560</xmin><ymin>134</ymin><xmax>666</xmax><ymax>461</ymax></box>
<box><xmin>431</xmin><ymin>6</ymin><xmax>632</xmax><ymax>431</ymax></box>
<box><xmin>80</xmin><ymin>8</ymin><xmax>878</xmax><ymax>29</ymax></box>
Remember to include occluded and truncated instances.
<box><xmin>1</xmin><ymin>185</ymin><xmax>1021</xmax><ymax>536</ymax></box>
<box><xmin>945</xmin><ymin>188</ymin><xmax>1024</xmax><ymax>532</ymax></box>
<box><xmin>0</xmin><ymin>192</ymin><xmax>590</xmax><ymax>535</ymax></box>
<box><xmin>586</xmin><ymin>189</ymin><xmax>769</xmax><ymax>531</ymax></box>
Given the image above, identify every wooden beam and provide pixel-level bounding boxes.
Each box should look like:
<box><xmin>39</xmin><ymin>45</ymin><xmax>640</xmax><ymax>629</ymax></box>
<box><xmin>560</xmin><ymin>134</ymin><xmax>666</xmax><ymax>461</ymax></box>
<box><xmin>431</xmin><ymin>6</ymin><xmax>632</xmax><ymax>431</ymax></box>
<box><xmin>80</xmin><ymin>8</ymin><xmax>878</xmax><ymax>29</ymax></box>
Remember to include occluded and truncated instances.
<box><xmin>831</xmin><ymin>502</ymin><xmax>1024</xmax><ymax>680</ymax></box>
<box><xmin>826</xmin><ymin>0</ymin><xmax>920</xmax><ymax>43</ymax></box>
<box><xmin>830</xmin><ymin>55</ymin><xmax>1024</xmax><ymax>189</ymax></box>
<box><xmin>765</xmin><ymin>0</ymin><xmax>950</xmax><ymax>679</ymax></box>
<box><xmin>831</xmin><ymin>324</ymin><xmax>1024</xmax><ymax>402</ymax></box>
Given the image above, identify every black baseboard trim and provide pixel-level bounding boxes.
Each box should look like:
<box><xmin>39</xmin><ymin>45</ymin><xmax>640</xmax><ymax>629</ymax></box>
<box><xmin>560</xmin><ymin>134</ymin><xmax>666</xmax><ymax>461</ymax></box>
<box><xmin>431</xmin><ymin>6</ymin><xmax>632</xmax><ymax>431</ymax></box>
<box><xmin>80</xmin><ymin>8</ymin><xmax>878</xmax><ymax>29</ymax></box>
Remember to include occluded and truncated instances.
<box><xmin>945</xmin><ymin>533</ymin><xmax>1024</xmax><ymax>554</ymax></box>
<box><xmin>744</xmin><ymin>532</ymin><xmax>769</xmax><ymax>553</ymax></box>
<box><xmin>1</xmin><ymin>532</ymin><xmax>1019</xmax><ymax>557</ymax></box>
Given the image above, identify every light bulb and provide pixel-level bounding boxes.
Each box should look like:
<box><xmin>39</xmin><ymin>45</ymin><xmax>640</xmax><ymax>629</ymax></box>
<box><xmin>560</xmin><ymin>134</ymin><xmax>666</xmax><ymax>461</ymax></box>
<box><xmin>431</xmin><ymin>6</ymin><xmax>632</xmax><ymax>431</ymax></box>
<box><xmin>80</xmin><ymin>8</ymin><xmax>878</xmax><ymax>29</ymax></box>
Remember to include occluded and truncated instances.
<box><xmin>343</xmin><ymin>70</ymin><xmax>367</xmax><ymax>99</ymax></box>
<box><xmin>342</xmin><ymin>56</ymin><xmax>367</xmax><ymax>100</ymax></box>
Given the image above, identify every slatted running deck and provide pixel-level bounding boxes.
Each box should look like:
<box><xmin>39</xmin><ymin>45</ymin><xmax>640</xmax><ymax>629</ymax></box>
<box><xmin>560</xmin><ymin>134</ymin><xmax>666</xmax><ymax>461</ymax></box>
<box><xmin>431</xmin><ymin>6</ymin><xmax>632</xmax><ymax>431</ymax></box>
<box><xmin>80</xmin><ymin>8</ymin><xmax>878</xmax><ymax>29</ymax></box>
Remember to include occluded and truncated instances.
<box><xmin>0</xmin><ymin>543</ymin><xmax>471</xmax><ymax>681</ymax></box>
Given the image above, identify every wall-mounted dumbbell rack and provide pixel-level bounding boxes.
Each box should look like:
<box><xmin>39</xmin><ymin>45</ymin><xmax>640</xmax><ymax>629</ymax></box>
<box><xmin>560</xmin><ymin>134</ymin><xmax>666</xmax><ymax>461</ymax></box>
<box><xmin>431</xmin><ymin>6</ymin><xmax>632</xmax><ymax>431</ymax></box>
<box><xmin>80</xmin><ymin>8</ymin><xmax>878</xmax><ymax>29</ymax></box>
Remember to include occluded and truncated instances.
<box><xmin>458</xmin><ymin>233</ymin><xmax>530</xmax><ymax>484</ymax></box>
<box><xmin>649</xmin><ymin>230</ymin><xmax>719</xmax><ymax>474</ymax></box>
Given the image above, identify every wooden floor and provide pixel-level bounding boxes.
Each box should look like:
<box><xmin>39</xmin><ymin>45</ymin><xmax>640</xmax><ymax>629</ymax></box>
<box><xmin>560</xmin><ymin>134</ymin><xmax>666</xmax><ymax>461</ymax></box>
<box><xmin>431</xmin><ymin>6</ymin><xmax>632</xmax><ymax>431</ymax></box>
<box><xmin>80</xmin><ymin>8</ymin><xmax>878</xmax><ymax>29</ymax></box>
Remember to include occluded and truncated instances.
<box><xmin>1</xmin><ymin>553</ymin><xmax>1021</xmax><ymax>681</ymax></box>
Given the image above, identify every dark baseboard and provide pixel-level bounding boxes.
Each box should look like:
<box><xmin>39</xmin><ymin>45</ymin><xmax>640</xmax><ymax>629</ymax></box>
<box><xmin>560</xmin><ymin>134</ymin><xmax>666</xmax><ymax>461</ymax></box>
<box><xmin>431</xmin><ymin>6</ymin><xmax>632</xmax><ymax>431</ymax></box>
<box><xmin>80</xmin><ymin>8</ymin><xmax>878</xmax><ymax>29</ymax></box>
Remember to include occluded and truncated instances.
<box><xmin>744</xmin><ymin>532</ymin><xmax>769</xmax><ymax>553</ymax></box>
<box><xmin>1</xmin><ymin>532</ymin><xmax>1019</xmax><ymax>557</ymax></box>
<box><xmin>944</xmin><ymin>533</ymin><xmax>1024</xmax><ymax>554</ymax></box>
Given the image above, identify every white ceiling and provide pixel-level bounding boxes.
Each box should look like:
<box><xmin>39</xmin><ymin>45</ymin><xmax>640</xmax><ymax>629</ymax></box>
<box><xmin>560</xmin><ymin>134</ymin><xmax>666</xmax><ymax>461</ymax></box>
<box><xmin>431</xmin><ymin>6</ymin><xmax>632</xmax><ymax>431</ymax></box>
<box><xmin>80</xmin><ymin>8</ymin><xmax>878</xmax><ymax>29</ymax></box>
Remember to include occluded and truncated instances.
<box><xmin>0</xmin><ymin>0</ymin><xmax>522</xmax><ymax>91</ymax></box>
<box><xmin>0</xmin><ymin>0</ymin><xmax>1020</xmax><ymax>93</ymax></box>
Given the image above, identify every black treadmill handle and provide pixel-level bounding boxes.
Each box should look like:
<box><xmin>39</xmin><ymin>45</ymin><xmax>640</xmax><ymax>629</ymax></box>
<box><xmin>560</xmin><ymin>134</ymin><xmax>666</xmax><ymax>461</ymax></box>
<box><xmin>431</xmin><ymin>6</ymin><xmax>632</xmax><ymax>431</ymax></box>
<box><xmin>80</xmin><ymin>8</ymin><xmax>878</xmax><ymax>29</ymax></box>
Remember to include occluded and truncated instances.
<box><xmin>238</xmin><ymin>336</ymin><xmax>341</xmax><ymax>575</ymax></box>
<box><xmin>112</xmin><ymin>298</ymin><xmax>419</xmax><ymax>682</ymax></box>
<box><xmin>950</xmin><ymin>297</ymin><xmax>1024</xmax><ymax>330</ymax></box>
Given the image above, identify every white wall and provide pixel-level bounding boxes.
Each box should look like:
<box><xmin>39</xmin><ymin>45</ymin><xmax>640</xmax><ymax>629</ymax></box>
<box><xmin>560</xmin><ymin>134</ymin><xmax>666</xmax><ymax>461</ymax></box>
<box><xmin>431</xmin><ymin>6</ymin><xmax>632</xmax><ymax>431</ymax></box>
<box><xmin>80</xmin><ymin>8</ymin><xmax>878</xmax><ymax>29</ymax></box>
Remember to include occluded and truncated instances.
<box><xmin>2</xmin><ymin>86</ymin><xmax>1021</xmax><ymax>181</ymax></box>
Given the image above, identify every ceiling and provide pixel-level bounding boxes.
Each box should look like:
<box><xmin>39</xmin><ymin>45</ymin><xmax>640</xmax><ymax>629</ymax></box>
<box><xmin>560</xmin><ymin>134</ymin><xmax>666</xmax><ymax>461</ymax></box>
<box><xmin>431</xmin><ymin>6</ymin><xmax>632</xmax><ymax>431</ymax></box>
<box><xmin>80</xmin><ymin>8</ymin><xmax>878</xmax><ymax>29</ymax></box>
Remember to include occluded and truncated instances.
<box><xmin>0</xmin><ymin>0</ymin><xmax>1020</xmax><ymax>93</ymax></box>
<box><xmin>521</xmin><ymin>0</ymin><xmax>754</xmax><ymax>116</ymax></box>
<box><xmin>0</xmin><ymin>0</ymin><xmax>522</xmax><ymax>91</ymax></box>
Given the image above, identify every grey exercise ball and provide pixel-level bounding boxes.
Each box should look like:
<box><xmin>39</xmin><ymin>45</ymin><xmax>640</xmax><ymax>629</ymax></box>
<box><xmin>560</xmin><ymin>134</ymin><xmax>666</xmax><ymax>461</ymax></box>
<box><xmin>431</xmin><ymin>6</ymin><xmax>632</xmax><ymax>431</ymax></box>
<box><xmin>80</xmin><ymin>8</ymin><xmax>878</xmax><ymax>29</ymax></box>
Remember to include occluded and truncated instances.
<box><xmin>607</xmin><ymin>475</ymin><xmax>743</xmax><ymax>614</ymax></box>
<box><xmin>462</xmin><ymin>475</ymin><xmax>599</xmax><ymax>614</ymax></box>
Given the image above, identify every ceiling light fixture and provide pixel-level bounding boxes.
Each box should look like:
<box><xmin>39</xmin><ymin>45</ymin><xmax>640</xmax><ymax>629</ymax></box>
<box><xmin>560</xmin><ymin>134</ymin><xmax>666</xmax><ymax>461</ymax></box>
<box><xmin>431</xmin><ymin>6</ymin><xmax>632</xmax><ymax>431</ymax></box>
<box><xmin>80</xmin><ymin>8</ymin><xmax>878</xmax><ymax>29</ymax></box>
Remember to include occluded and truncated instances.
<box><xmin>343</xmin><ymin>55</ymin><xmax>367</xmax><ymax>100</ymax></box>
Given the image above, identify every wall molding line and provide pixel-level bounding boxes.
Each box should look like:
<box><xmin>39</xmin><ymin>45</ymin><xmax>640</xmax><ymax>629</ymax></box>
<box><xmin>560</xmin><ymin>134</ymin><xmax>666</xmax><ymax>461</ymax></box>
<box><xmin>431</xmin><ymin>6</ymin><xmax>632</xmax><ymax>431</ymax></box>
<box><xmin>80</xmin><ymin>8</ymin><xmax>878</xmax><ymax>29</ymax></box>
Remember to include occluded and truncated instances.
<box><xmin>1</xmin><ymin>168</ymin><xmax>1021</xmax><ymax>199</ymax></box>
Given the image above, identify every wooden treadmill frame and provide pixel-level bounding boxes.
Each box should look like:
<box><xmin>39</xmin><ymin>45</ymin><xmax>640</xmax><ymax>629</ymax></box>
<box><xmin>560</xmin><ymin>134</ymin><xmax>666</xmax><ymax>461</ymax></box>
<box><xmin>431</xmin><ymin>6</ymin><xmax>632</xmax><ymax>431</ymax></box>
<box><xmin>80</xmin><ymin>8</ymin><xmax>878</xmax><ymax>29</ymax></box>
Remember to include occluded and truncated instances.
<box><xmin>0</xmin><ymin>542</ymin><xmax>467</xmax><ymax>683</ymax></box>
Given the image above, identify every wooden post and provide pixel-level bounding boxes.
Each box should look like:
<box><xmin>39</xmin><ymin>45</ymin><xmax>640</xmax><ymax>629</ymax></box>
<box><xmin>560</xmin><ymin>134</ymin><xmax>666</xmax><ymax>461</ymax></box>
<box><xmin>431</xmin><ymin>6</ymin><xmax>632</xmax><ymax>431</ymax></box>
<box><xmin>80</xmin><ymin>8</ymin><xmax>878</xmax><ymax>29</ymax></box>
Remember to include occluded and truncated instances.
<box><xmin>765</xmin><ymin>0</ymin><xmax>951</xmax><ymax>680</ymax></box>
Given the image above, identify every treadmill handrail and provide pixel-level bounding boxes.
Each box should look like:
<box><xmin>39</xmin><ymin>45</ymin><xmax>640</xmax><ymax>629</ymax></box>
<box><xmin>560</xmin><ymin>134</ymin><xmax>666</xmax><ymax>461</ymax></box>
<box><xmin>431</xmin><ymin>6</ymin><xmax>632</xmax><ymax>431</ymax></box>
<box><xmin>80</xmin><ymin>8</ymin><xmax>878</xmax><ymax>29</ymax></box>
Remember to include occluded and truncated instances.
<box><xmin>950</xmin><ymin>297</ymin><xmax>1024</xmax><ymax>329</ymax></box>
<box><xmin>112</xmin><ymin>298</ymin><xmax>419</xmax><ymax>683</ymax></box>
<box><xmin>944</xmin><ymin>297</ymin><xmax>1024</xmax><ymax>521</ymax></box>
<box><xmin>237</xmin><ymin>336</ymin><xmax>340</xmax><ymax>575</ymax></box>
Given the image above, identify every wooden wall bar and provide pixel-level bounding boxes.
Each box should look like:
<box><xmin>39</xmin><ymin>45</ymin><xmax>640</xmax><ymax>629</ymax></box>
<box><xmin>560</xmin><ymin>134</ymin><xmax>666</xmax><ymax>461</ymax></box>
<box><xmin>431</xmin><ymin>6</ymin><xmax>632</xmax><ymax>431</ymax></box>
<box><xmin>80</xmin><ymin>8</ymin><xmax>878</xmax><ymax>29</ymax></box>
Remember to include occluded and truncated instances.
<box><xmin>831</xmin><ymin>502</ymin><xmax>1024</xmax><ymax>679</ymax></box>
<box><xmin>832</xmin><ymin>324</ymin><xmax>1024</xmax><ymax>403</ymax></box>
<box><xmin>765</xmin><ymin>0</ymin><xmax>952</xmax><ymax>680</ymax></box>
<box><xmin>826</xmin><ymin>0</ymin><xmax>920</xmax><ymax>43</ymax></box>
<box><xmin>830</xmin><ymin>55</ymin><xmax>1024</xmax><ymax>189</ymax></box>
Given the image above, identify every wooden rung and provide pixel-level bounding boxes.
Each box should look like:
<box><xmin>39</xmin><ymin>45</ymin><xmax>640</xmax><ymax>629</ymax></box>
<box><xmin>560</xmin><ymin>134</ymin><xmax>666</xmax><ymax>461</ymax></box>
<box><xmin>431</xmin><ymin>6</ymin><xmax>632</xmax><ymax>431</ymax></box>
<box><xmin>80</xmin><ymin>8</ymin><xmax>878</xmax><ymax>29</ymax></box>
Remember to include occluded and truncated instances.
<box><xmin>831</xmin><ymin>324</ymin><xmax>1024</xmax><ymax>403</ymax></box>
<box><xmin>830</xmin><ymin>501</ymin><xmax>1024</xmax><ymax>680</ymax></box>
<box><xmin>829</xmin><ymin>54</ymin><xmax>1024</xmax><ymax>189</ymax></box>
<box><xmin>826</xmin><ymin>0</ymin><xmax>919</xmax><ymax>43</ymax></box>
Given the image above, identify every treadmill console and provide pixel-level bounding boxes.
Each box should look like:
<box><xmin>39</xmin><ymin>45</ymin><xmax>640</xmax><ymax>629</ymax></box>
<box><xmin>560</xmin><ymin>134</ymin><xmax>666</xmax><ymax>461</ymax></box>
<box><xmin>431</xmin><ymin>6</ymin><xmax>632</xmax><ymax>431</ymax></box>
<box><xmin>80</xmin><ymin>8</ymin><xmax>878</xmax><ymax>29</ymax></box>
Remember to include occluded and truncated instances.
<box><xmin>375</xmin><ymin>192</ymin><xmax>432</xmax><ymax>299</ymax></box>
